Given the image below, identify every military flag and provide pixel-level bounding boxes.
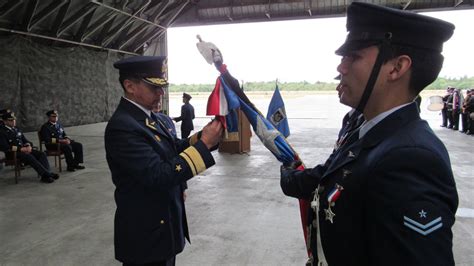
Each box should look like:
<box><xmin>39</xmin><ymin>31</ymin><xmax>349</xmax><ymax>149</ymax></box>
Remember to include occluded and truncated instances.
<box><xmin>197</xmin><ymin>36</ymin><xmax>311</xmax><ymax>257</ymax></box>
<box><xmin>267</xmin><ymin>84</ymin><xmax>290</xmax><ymax>138</ymax></box>
<box><xmin>206</xmin><ymin>76</ymin><xmax>240</xmax><ymax>139</ymax></box>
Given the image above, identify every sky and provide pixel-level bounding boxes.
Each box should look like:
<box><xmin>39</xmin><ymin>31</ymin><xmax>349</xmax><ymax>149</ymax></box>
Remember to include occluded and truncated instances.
<box><xmin>167</xmin><ymin>9</ymin><xmax>474</xmax><ymax>85</ymax></box>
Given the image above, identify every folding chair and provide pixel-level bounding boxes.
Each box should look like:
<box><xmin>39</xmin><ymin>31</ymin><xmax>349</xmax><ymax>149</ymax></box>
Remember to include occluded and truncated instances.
<box><xmin>2</xmin><ymin>151</ymin><xmax>21</xmax><ymax>184</ymax></box>
<box><xmin>37</xmin><ymin>131</ymin><xmax>64</xmax><ymax>172</ymax></box>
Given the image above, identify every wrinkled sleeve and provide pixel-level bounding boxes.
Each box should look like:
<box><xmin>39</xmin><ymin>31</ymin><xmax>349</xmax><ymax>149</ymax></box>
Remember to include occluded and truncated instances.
<box><xmin>367</xmin><ymin>146</ymin><xmax>457</xmax><ymax>266</ymax></box>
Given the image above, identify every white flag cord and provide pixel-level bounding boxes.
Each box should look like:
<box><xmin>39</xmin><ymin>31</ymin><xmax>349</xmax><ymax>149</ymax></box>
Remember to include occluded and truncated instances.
<box><xmin>314</xmin><ymin>185</ymin><xmax>328</xmax><ymax>266</ymax></box>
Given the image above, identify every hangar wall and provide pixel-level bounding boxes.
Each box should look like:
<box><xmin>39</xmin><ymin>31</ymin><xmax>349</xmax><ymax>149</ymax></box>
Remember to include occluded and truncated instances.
<box><xmin>0</xmin><ymin>35</ymin><xmax>125</xmax><ymax>132</ymax></box>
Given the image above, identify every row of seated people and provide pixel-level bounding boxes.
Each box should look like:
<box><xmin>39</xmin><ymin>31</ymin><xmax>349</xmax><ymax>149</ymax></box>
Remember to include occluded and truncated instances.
<box><xmin>0</xmin><ymin>109</ymin><xmax>85</xmax><ymax>183</ymax></box>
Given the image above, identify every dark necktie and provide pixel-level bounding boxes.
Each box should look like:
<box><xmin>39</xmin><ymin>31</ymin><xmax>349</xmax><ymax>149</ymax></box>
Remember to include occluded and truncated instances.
<box><xmin>344</xmin><ymin>127</ymin><xmax>361</xmax><ymax>147</ymax></box>
<box><xmin>150</xmin><ymin>112</ymin><xmax>158</xmax><ymax>123</ymax></box>
<box><xmin>336</xmin><ymin>113</ymin><xmax>364</xmax><ymax>150</ymax></box>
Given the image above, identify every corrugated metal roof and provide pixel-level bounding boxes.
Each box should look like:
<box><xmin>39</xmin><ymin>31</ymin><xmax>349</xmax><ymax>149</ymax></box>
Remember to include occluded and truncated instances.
<box><xmin>0</xmin><ymin>0</ymin><xmax>194</xmax><ymax>54</ymax></box>
<box><xmin>0</xmin><ymin>0</ymin><xmax>472</xmax><ymax>54</ymax></box>
<box><xmin>173</xmin><ymin>0</ymin><xmax>474</xmax><ymax>26</ymax></box>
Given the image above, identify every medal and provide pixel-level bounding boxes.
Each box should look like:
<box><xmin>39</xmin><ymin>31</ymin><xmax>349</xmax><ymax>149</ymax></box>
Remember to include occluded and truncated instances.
<box><xmin>324</xmin><ymin>184</ymin><xmax>344</xmax><ymax>223</ymax></box>
<box><xmin>324</xmin><ymin>208</ymin><xmax>336</xmax><ymax>223</ymax></box>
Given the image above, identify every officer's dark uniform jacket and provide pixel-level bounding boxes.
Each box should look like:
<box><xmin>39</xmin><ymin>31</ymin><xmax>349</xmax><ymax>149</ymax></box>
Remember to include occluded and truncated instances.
<box><xmin>105</xmin><ymin>98</ymin><xmax>214</xmax><ymax>264</ymax></box>
<box><xmin>174</xmin><ymin>103</ymin><xmax>195</xmax><ymax>134</ymax></box>
<box><xmin>156</xmin><ymin>112</ymin><xmax>177</xmax><ymax>138</ymax></box>
<box><xmin>40</xmin><ymin>121</ymin><xmax>68</xmax><ymax>145</ymax></box>
<box><xmin>0</xmin><ymin>124</ymin><xmax>32</xmax><ymax>155</ymax></box>
<box><xmin>281</xmin><ymin>103</ymin><xmax>458</xmax><ymax>266</ymax></box>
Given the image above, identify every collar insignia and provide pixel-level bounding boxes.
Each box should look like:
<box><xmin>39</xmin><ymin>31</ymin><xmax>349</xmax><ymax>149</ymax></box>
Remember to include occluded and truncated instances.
<box><xmin>145</xmin><ymin>118</ymin><xmax>158</xmax><ymax>131</ymax></box>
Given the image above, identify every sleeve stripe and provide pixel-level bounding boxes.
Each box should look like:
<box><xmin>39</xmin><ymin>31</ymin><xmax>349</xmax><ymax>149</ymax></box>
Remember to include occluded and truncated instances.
<box><xmin>180</xmin><ymin>152</ymin><xmax>197</xmax><ymax>176</ymax></box>
<box><xmin>184</xmin><ymin>146</ymin><xmax>206</xmax><ymax>174</ymax></box>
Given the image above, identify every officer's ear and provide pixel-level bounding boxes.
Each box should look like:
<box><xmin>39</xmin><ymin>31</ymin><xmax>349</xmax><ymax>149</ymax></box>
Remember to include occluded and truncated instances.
<box><xmin>388</xmin><ymin>55</ymin><xmax>412</xmax><ymax>81</ymax></box>
<box><xmin>123</xmin><ymin>79</ymin><xmax>139</xmax><ymax>95</ymax></box>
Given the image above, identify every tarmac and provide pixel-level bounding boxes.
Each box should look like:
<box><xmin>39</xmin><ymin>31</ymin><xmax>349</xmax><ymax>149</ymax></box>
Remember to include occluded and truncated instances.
<box><xmin>1</xmin><ymin>91</ymin><xmax>473</xmax><ymax>266</ymax></box>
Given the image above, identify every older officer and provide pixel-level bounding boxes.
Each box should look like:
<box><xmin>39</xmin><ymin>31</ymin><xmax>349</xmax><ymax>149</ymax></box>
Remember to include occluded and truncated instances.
<box><xmin>0</xmin><ymin>110</ymin><xmax>58</xmax><ymax>183</ymax></box>
<box><xmin>105</xmin><ymin>56</ymin><xmax>222</xmax><ymax>266</ymax></box>
<box><xmin>281</xmin><ymin>3</ymin><xmax>458</xmax><ymax>266</ymax></box>
<box><xmin>40</xmin><ymin>110</ymin><xmax>85</xmax><ymax>172</ymax></box>
<box><xmin>173</xmin><ymin>93</ymin><xmax>195</xmax><ymax>138</ymax></box>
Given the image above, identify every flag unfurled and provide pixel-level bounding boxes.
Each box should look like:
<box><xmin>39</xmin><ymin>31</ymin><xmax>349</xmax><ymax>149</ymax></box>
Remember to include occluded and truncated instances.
<box><xmin>267</xmin><ymin>85</ymin><xmax>290</xmax><ymax>138</ymax></box>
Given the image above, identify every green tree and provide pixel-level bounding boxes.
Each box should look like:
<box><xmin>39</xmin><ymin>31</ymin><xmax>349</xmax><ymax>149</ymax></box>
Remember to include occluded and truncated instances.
<box><xmin>169</xmin><ymin>76</ymin><xmax>474</xmax><ymax>92</ymax></box>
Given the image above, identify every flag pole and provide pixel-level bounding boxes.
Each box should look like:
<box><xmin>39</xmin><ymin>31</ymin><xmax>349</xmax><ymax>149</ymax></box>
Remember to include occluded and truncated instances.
<box><xmin>196</xmin><ymin>35</ymin><xmax>312</xmax><ymax>260</ymax></box>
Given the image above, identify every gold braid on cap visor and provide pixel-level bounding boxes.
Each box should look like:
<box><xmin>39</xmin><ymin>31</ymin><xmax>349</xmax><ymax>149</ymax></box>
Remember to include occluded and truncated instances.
<box><xmin>144</xmin><ymin>77</ymin><xmax>168</xmax><ymax>86</ymax></box>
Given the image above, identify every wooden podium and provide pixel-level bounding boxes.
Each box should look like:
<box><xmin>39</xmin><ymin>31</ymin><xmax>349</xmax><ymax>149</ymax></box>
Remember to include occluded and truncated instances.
<box><xmin>218</xmin><ymin>108</ymin><xmax>251</xmax><ymax>154</ymax></box>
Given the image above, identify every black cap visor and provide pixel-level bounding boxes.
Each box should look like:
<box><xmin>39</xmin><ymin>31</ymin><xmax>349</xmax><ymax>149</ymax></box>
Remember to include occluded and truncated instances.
<box><xmin>335</xmin><ymin>40</ymin><xmax>381</xmax><ymax>56</ymax></box>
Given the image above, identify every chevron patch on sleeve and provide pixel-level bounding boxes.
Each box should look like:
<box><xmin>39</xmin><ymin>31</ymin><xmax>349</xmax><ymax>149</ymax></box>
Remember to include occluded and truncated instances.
<box><xmin>402</xmin><ymin>202</ymin><xmax>444</xmax><ymax>236</ymax></box>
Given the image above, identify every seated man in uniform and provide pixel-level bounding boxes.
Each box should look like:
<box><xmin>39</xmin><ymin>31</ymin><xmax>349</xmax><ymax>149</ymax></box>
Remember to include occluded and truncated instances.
<box><xmin>40</xmin><ymin>110</ymin><xmax>85</xmax><ymax>172</ymax></box>
<box><xmin>0</xmin><ymin>110</ymin><xmax>58</xmax><ymax>183</ymax></box>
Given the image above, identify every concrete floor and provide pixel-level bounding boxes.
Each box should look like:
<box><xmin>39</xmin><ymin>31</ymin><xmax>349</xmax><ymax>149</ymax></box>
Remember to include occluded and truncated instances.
<box><xmin>1</xmin><ymin>92</ymin><xmax>473</xmax><ymax>265</ymax></box>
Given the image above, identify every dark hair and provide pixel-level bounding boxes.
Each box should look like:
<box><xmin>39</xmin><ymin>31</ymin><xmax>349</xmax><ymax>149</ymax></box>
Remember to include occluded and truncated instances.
<box><xmin>118</xmin><ymin>75</ymin><xmax>142</xmax><ymax>91</ymax></box>
<box><xmin>386</xmin><ymin>45</ymin><xmax>444</xmax><ymax>96</ymax></box>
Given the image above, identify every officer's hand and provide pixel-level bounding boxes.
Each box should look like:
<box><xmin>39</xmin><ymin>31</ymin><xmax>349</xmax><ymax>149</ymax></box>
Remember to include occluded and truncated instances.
<box><xmin>281</xmin><ymin>160</ymin><xmax>302</xmax><ymax>171</ymax></box>
<box><xmin>25</xmin><ymin>145</ymin><xmax>32</xmax><ymax>153</ymax></box>
<box><xmin>200</xmin><ymin>120</ymin><xmax>223</xmax><ymax>149</ymax></box>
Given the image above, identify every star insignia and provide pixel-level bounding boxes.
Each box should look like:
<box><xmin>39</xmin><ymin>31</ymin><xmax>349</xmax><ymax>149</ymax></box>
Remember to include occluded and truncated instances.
<box><xmin>175</xmin><ymin>164</ymin><xmax>182</xmax><ymax>172</ymax></box>
<box><xmin>348</xmin><ymin>150</ymin><xmax>355</xmax><ymax>158</ymax></box>
<box><xmin>255</xmin><ymin>115</ymin><xmax>281</xmax><ymax>156</ymax></box>
<box><xmin>419</xmin><ymin>209</ymin><xmax>427</xmax><ymax>218</ymax></box>
<box><xmin>324</xmin><ymin>208</ymin><xmax>336</xmax><ymax>224</ymax></box>
<box><xmin>342</xmin><ymin>169</ymin><xmax>352</xmax><ymax>178</ymax></box>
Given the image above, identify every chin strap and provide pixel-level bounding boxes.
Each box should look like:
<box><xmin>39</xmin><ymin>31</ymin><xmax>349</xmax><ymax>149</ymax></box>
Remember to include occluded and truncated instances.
<box><xmin>356</xmin><ymin>35</ymin><xmax>393</xmax><ymax>113</ymax></box>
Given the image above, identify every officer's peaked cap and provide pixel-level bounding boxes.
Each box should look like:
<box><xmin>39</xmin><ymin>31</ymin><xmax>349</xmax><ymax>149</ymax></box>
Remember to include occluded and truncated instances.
<box><xmin>335</xmin><ymin>2</ymin><xmax>454</xmax><ymax>55</ymax></box>
<box><xmin>0</xmin><ymin>108</ymin><xmax>10</xmax><ymax>115</ymax></box>
<box><xmin>183</xmin><ymin>93</ymin><xmax>192</xmax><ymax>100</ymax></box>
<box><xmin>46</xmin><ymin>110</ymin><xmax>58</xmax><ymax>116</ymax></box>
<box><xmin>114</xmin><ymin>56</ymin><xmax>168</xmax><ymax>87</ymax></box>
<box><xmin>1</xmin><ymin>110</ymin><xmax>16</xmax><ymax>121</ymax></box>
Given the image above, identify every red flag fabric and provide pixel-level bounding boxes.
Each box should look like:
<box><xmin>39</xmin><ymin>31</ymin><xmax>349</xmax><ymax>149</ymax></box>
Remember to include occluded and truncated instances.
<box><xmin>207</xmin><ymin>77</ymin><xmax>228</xmax><ymax>127</ymax></box>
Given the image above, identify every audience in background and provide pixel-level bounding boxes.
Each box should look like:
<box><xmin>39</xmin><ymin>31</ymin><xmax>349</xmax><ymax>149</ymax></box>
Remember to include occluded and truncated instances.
<box><xmin>0</xmin><ymin>110</ymin><xmax>59</xmax><ymax>183</ymax></box>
